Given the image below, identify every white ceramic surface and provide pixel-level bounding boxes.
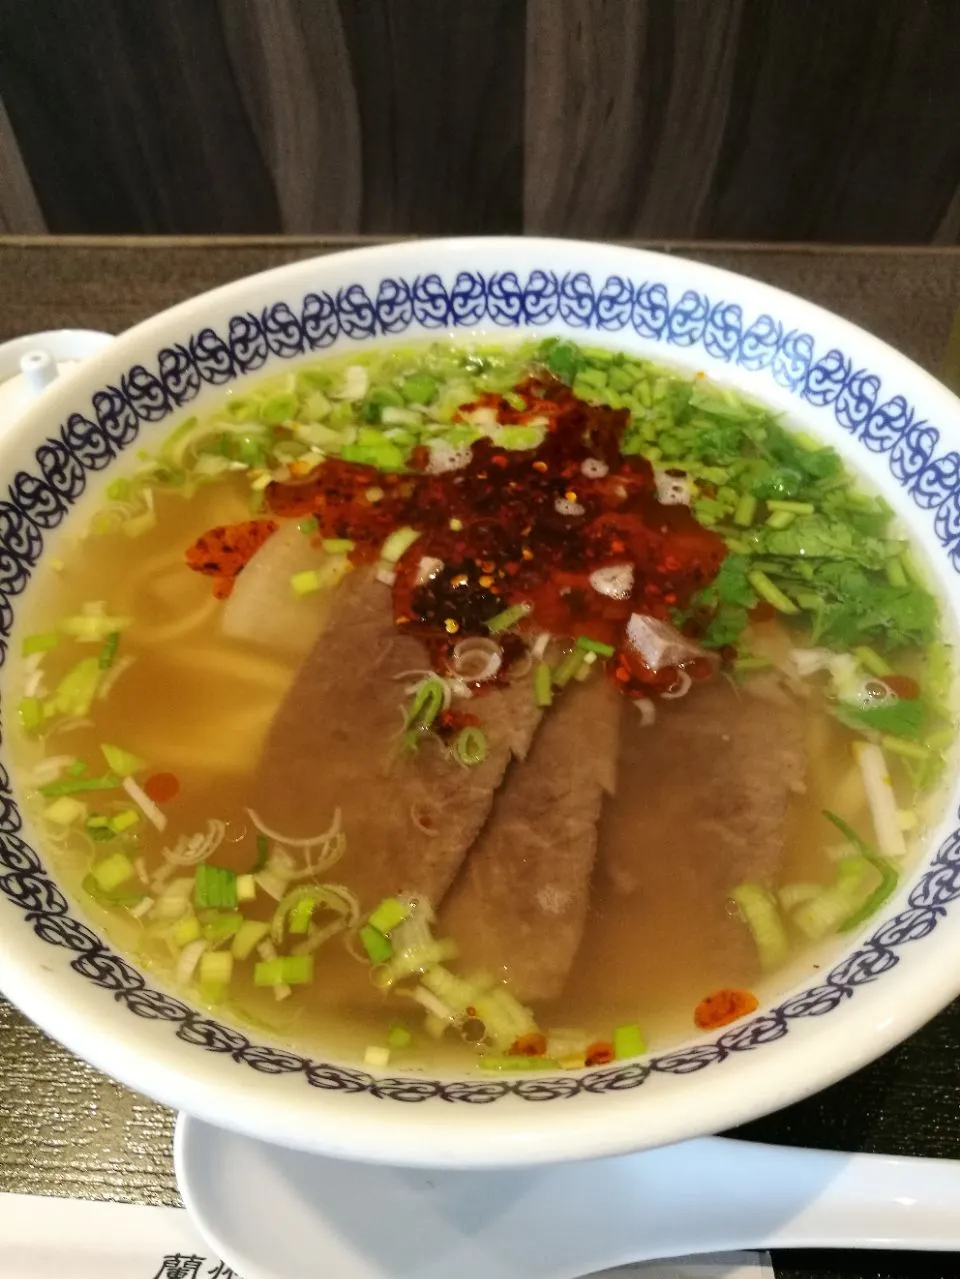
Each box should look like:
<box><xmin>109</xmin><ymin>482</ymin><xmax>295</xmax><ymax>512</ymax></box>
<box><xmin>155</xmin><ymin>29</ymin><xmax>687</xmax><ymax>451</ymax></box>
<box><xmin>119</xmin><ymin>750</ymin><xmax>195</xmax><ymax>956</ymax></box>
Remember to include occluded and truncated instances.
<box><xmin>175</xmin><ymin>1113</ymin><xmax>960</xmax><ymax>1278</ymax></box>
<box><xmin>0</xmin><ymin>329</ymin><xmax>114</xmax><ymax>433</ymax></box>
<box><xmin>1</xmin><ymin>239</ymin><xmax>960</xmax><ymax>1168</ymax></box>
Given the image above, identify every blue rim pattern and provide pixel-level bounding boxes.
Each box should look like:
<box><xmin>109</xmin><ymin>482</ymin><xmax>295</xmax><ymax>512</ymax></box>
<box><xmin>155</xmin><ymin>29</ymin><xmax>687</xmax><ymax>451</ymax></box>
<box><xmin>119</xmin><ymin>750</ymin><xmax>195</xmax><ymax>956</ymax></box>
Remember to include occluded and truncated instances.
<box><xmin>1</xmin><ymin>264</ymin><xmax>960</xmax><ymax>1105</ymax></box>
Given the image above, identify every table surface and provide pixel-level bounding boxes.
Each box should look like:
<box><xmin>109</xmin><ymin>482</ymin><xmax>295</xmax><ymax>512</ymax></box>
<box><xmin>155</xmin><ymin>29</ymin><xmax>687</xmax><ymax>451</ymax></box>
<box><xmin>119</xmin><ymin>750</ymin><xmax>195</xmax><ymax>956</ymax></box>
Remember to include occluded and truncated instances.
<box><xmin>3</xmin><ymin>237</ymin><xmax>960</xmax><ymax>1279</ymax></box>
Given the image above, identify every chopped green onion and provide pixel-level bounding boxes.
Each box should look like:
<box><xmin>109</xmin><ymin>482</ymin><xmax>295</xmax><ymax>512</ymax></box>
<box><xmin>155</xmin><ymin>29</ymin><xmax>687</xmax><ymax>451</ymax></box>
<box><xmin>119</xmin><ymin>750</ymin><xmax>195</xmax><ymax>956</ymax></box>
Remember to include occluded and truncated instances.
<box><xmin>766</xmin><ymin>509</ymin><xmax>796</xmax><ymax>530</ymax></box>
<box><xmin>795</xmin><ymin>592</ymin><xmax>822</xmax><ymax>611</ymax></box>
<box><xmin>288</xmin><ymin>896</ymin><xmax>317</xmax><ymax>935</ymax></box>
<box><xmin>254</xmin><ymin>955</ymin><xmax>314</xmax><ymax>987</ymax></box>
<box><xmin>38</xmin><ymin>772</ymin><xmax>121</xmax><ymax>798</ymax></box>
<box><xmin>194</xmin><ymin>865</ymin><xmax>238</xmax><ymax>910</ymax></box>
<box><xmin>406</xmin><ymin>678</ymin><xmax>446</xmax><ymax>730</ymax></box>
<box><xmin>82</xmin><ymin>873</ymin><xmax>143</xmax><ymax>907</ymax></box>
<box><xmin>824</xmin><ymin>811</ymin><xmax>900</xmax><ymax>933</ymax></box>
<box><xmin>44</xmin><ymin>796</ymin><xmax>88</xmax><ymax>826</ymax></box>
<box><xmin>201</xmin><ymin>914</ymin><xmax>244</xmax><ymax>945</ymax></box>
<box><xmin>290</xmin><ymin>570</ymin><xmax>322</xmax><ymax>596</ymax></box>
<box><xmin>321</xmin><ymin>538</ymin><xmax>355</xmax><ymax>554</ymax></box>
<box><xmin>777</xmin><ymin>882</ymin><xmax>822</xmax><ymax>912</ymax></box>
<box><xmin>22</xmin><ymin>632</ymin><xmax>59</xmax><ymax>657</ymax></box>
<box><xmin>68</xmin><ymin>760</ymin><xmax>87</xmax><ymax>777</ymax></box>
<box><xmin>454</xmin><ymin>726</ymin><xmax>487</xmax><ymax>767</ymax></box>
<box><xmin>92</xmin><ymin>851</ymin><xmax>135</xmax><ymax>893</ymax></box>
<box><xmin>298</xmin><ymin>516</ymin><xmax>319</xmax><ymax>535</ymax></box>
<box><xmin>387</xmin><ymin>1021</ymin><xmax>413</xmax><ymax>1049</ymax></box>
<box><xmin>733</xmin><ymin>656</ymin><xmax>773</xmax><ymax>674</ymax></box>
<box><xmin>381</xmin><ymin>526</ymin><xmax>422</xmax><ymax>564</ymax></box>
<box><xmin>733</xmin><ymin>494</ymin><xmax>757</xmax><ymax>527</ymax></box>
<box><xmin>880</xmin><ymin>735</ymin><xmax>929</xmax><ymax>761</ymax></box>
<box><xmin>368</xmin><ymin>897</ymin><xmax>410</xmax><ymax>935</ymax></box>
<box><xmin>486</xmin><ymin>603</ymin><xmax>531</xmax><ymax>634</ymax></box>
<box><xmin>731</xmin><ymin>883</ymin><xmax>790</xmax><ymax>972</ymax></box>
<box><xmin>767</xmin><ymin>500</ymin><xmax>815</xmax><ymax>514</ymax></box>
<box><xmin>232</xmin><ymin>919</ymin><xmax>271</xmax><ymax>960</ymax></box>
<box><xmin>747</xmin><ymin>568</ymin><xmax>799</xmax><ymax>616</ymax></box>
<box><xmin>236</xmin><ymin>873</ymin><xmax>257</xmax><ymax>903</ymax></box>
<box><xmin>885</xmin><ymin>557</ymin><xmax>909</xmax><ymax>588</ymax></box>
<box><xmin>612</xmin><ymin>1022</ymin><xmax>646</xmax><ymax>1059</ymax></box>
<box><xmin>534</xmin><ymin>662</ymin><xmax>553</xmax><ymax>708</ymax></box>
<box><xmin>552</xmin><ymin>648</ymin><xmax>586</xmax><ymax>687</ymax></box>
<box><xmin>172</xmin><ymin>915</ymin><xmax>201</xmax><ymax>947</ymax></box>
<box><xmin>53</xmin><ymin>657</ymin><xmax>102</xmax><ymax>716</ymax></box>
<box><xmin>791</xmin><ymin>856</ymin><xmax>873</xmax><ymax>940</ymax></box>
<box><xmin>110</xmin><ymin>808</ymin><xmax>140</xmax><ymax>834</ymax></box>
<box><xmin>100</xmin><ymin>743</ymin><xmax>146</xmax><ymax>778</ymax></box>
<box><xmin>400</xmin><ymin>373</ymin><xmax>438</xmax><ymax>405</ymax></box>
<box><xmin>98</xmin><ymin>631</ymin><xmax>120</xmax><ymax>670</ymax></box>
<box><xmin>854</xmin><ymin>646</ymin><xmax>894</xmax><ymax>678</ymax></box>
<box><xmin>18</xmin><ymin>697</ymin><xmax>41</xmax><ymax>732</ymax></box>
<box><xmin>360</xmin><ymin>923</ymin><xmax>393</xmax><ymax>964</ymax></box>
<box><xmin>199</xmin><ymin>949</ymin><xmax>234</xmax><ymax>986</ymax></box>
<box><xmin>575</xmin><ymin>635</ymin><xmax>615</xmax><ymax>658</ymax></box>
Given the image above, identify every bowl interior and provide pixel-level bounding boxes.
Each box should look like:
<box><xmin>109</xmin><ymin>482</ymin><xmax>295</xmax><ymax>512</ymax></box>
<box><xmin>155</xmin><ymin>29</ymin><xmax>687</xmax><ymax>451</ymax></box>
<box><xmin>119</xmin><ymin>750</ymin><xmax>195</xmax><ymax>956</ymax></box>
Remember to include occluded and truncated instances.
<box><xmin>1</xmin><ymin>238</ymin><xmax>960</xmax><ymax>1166</ymax></box>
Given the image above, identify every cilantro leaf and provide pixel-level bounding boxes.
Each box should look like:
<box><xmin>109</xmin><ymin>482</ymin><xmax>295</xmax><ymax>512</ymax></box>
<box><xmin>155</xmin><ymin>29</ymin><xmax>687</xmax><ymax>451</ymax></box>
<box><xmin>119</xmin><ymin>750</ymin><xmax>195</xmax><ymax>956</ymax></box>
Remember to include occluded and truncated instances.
<box><xmin>745</xmin><ymin>515</ymin><xmax>894</xmax><ymax>570</ymax></box>
<box><xmin>544</xmin><ymin>340</ymin><xmax>582</xmax><ymax>385</ymax></box>
<box><xmin>835</xmin><ymin>698</ymin><xmax>925</xmax><ymax>740</ymax></box>
<box><xmin>817</xmin><ymin>582</ymin><xmax>938</xmax><ymax>650</ymax></box>
<box><xmin>688</xmin><ymin>554</ymin><xmax>757</xmax><ymax>649</ymax></box>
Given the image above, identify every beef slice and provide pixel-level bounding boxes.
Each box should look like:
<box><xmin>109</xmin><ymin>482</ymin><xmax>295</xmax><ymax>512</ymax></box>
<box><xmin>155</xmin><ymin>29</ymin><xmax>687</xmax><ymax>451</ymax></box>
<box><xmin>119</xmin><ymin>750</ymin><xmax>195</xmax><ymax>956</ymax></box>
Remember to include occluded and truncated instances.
<box><xmin>598</xmin><ymin>673</ymin><xmax>806</xmax><ymax>989</ymax></box>
<box><xmin>442</xmin><ymin>674</ymin><xmax>622</xmax><ymax>1002</ymax></box>
<box><xmin>253</xmin><ymin>567</ymin><xmax>542</xmax><ymax>907</ymax></box>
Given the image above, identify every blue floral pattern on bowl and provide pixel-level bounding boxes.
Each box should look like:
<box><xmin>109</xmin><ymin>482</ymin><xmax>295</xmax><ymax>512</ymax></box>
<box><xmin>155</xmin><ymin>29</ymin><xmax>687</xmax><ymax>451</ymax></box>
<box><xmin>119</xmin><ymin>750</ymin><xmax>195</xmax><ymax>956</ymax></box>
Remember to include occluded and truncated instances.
<box><xmin>2</xmin><ymin>264</ymin><xmax>960</xmax><ymax>1104</ymax></box>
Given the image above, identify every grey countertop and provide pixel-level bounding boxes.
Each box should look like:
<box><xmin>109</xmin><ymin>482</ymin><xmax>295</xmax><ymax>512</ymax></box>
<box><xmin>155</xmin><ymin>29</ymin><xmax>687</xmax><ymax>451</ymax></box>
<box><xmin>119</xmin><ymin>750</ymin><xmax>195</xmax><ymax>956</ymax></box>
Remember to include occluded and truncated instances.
<box><xmin>2</xmin><ymin>237</ymin><xmax>960</xmax><ymax>1278</ymax></box>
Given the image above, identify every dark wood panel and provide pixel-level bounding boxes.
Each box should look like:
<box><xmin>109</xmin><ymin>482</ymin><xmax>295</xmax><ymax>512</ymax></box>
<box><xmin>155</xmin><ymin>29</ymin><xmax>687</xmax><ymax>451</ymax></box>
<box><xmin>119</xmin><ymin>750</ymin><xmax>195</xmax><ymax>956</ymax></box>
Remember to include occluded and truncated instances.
<box><xmin>0</xmin><ymin>0</ymin><xmax>279</xmax><ymax>234</ymax></box>
<box><xmin>218</xmin><ymin>0</ymin><xmax>362</xmax><ymax>233</ymax></box>
<box><xmin>337</xmin><ymin>0</ymin><xmax>525</xmax><ymax>233</ymax></box>
<box><xmin>0</xmin><ymin>0</ymin><xmax>959</xmax><ymax>241</ymax></box>
<box><xmin>525</xmin><ymin>0</ymin><xmax>746</xmax><ymax>237</ymax></box>
<box><xmin>710</xmin><ymin>0</ymin><xmax>960</xmax><ymax>243</ymax></box>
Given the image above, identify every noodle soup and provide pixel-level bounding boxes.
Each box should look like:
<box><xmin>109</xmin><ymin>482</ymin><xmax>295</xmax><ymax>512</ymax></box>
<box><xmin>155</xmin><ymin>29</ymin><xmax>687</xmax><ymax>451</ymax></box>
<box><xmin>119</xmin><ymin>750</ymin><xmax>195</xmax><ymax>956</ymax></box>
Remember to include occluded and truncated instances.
<box><xmin>11</xmin><ymin>338</ymin><xmax>953</xmax><ymax>1071</ymax></box>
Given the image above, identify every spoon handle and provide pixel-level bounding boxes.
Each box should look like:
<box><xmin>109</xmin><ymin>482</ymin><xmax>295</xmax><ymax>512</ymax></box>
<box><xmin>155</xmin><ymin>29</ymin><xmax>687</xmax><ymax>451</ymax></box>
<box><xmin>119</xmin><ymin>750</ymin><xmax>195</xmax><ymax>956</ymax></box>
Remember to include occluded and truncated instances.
<box><xmin>519</xmin><ymin>1137</ymin><xmax>960</xmax><ymax>1275</ymax></box>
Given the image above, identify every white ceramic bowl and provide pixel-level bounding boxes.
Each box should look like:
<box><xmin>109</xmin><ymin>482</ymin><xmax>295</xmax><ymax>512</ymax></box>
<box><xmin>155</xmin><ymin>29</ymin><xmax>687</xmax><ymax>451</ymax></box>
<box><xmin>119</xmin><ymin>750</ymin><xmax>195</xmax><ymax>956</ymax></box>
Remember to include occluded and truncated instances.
<box><xmin>1</xmin><ymin>238</ymin><xmax>959</xmax><ymax>1168</ymax></box>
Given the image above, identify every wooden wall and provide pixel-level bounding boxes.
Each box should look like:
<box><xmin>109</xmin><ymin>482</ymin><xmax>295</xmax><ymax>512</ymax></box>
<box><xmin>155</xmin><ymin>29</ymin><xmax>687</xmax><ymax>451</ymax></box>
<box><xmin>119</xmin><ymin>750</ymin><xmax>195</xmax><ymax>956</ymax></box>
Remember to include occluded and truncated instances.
<box><xmin>1</xmin><ymin>0</ymin><xmax>959</xmax><ymax>241</ymax></box>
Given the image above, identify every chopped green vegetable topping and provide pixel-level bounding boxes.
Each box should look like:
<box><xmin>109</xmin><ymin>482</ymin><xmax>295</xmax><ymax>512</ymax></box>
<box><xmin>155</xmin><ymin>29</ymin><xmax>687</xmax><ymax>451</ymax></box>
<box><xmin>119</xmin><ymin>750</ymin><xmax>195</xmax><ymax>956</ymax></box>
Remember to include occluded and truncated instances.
<box><xmin>290</xmin><ymin>569</ymin><xmax>322</xmax><ymax>596</ymax></box>
<box><xmin>534</xmin><ymin>662</ymin><xmax>553</xmax><ymax>708</ymax></box>
<box><xmin>38</xmin><ymin>772</ymin><xmax>121</xmax><ymax>798</ymax></box>
<box><xmin>100</xmin><ymin>743</ymin><xmax>147</xmax><ymax>777</ymax></box>
<box><xmin>835</xmin><ymin>698</ymin><xmax>925</xmax><ymax>741</ymax></box>
<box><xmin>454</xmin><ymin>726</ymin><xmax>487</xmax><ymax>767</ymax></box>
<box><xmin>360</xmin><ymin>923</ymin><xmax>393</xmax><ymax>964</ymax></box>
<box><xmin>195</xmin><ymin>865</ymin><xmax>238</xmax><ymax>910</ymax></box>
<box><xmin>368</xmin><ymin>897</ymin><xmax>410</xmax><ymax>935</ymax></box>
<box><xmin>486</xmin><ymin>603</ymin><xmax>531</xmax><ymax>634</ymax></box>
<box><xmin>22</xmin><ymin>631</ymin><xmax>59</xmax><ymax>657</ymax></box>
<box><xmin>612</xmin><ymin>1022</ymin><xmax>646</xmax><ymax>1059</ymax></box>
<box><xmin>406</xmin><ymin>678</ymin><xmax>446</xmax><ymax>730</ymax></box>
<box><xmin>575</xmin><ymin>635</ymin><xmax>615</xmax><ymax>658</ymax></box>
<box><xmin>824</xmin><ymin>811</ymin><xmax>900</xmax><ymax>932</ymax></box>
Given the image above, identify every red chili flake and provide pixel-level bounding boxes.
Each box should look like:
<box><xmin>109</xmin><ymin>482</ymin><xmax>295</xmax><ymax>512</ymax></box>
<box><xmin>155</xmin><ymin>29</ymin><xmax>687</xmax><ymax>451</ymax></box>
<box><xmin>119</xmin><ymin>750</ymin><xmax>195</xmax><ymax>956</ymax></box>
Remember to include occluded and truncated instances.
<box><xmin>508</xmin><ymin>1032</ymin><xmax>548</xmax><ymax>1058</ymax></box>
<box><xmin>184</xmin><ymin>519</ymin><xmax>278</xmax><ymax>598</ymax></box>
<box><xmin>260</xmin><ymin>374</ymin><xmax>729</xmax><ymax>701</ymax></box>
<box><xmin>883</xmin><ymin>673</ymin><xmax>921</xmax><ymax>700</ymax></box>
<box><xmin>143</xmin><ymin>773</ymin><xmax>180</xmax><ymax>805</ymax></box>
<box><xmin>693</xmin><ymin>988</ymin><xmax>759</xmax><ymax>1031</ymax></box>
<box><xmin>585</xmin><ymin>1041</ymin><xmax>615</xmax><ymax>1067</ymax></box>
